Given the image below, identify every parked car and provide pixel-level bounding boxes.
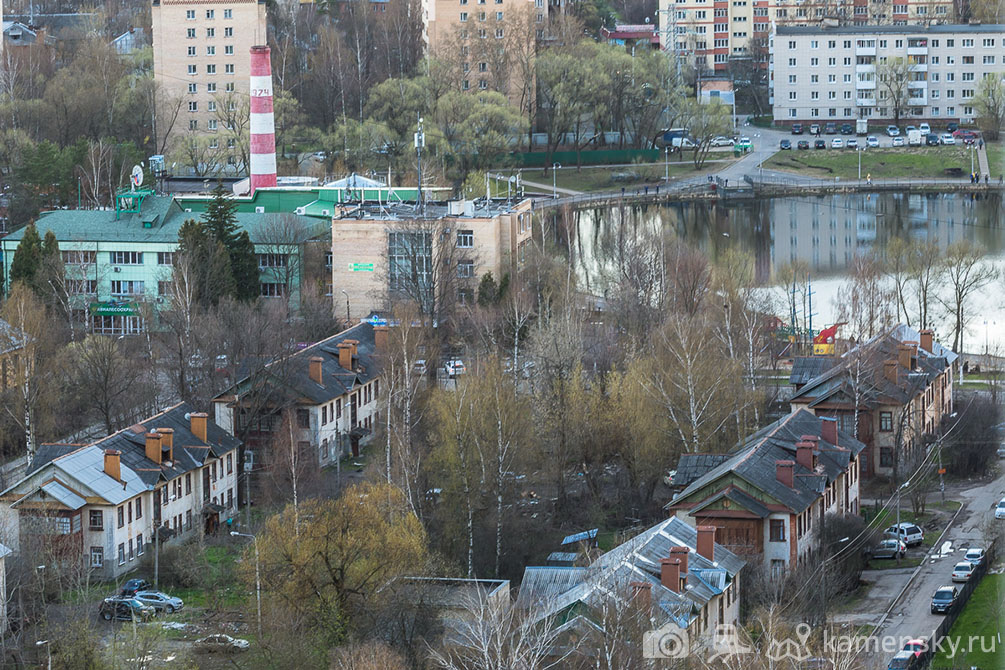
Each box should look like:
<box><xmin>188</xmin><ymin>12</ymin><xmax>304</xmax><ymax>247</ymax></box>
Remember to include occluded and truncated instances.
<box><xmin>810</xmin><ymin>124</ymin><xmax>821</xmax><ymax>135</ymax></box>
<box><xmin>710</xmin><ymin>136</ymin><xmax>735</xmax><ymax>147</ymax></box>
<box><xmin>840</xmin><ymin>124</ymin><xmax>854</xmax><ymax>135</ymax></box>
<box><xmin>868</xmin><ymin>539</ymin><xmax>907</xmax><ymax>560</ymax></box>
<box><xmin>953</xmin><ymin>129</ymin><xmax>979</xmax><ymax>144</ymax></box>
<box><xmin>939</xmin><ymin>133</ymin><xmax>956</xmax><ymax>145</ymax></box>
<box><xmin>903</xmin><ymin>639</ymin><xmax>927</xmax><ymax>658</ymax></box>
<box><xmin>792</xmin><ymin>124</ymin><xmax>804</xmax><ymax>135</ymax></box>
<box><xmin>906</xmin><ymin>125</ymin><xmax>917</xmax><ymax>133</ymax></box>
<box><xmin>814</xmin><ymin>139</ymin><xmax>827</xmax><ymax>149</ymax></box>
<box><xmin>824</xmin><ymin>122</ymin><xmax>837</xmax><ymax>134</ymax></box>
<box><xmin>831</xmin><ymin>138</ymin><xmax>844</xmax><ymax>149</ymax></box>
<box><xmin>951</xmin><ymin>561</ymin><xmax>975</xmax><ymax>582</ymax></box>
<box><xmin>963</xmin><ymin>547</ymin><xmax>986</xmax><ymax>566</ymax></box>
<box><xmin>412</xmin><ymin>359</ymin><xmax>428</xmax><ymax>376</ymax></box>
<box><xmin>885</xmin><ymin>522</ymin><xmax>924</xmax><ymax>547</ymax></box>
<box><xmin>930</xmin><ymin>585</ymin><xmax>959</xmax><ymax>614</ymax></box>
<box><xmin>120</xmin><ymin>578</ymin><xmax>151</xmax><ymax>596</ymax></box>
<box><xmin>736</xmin><ymin>137</ymin><xmax>753</xmax><ymax>151</ymax></box>
<box><xmin>919</xmin><ymin>123</ymin><xmax>931</xmax><ymax>135</ymax></box>
<box><xmin>195</xmin><ymin>634</ymin><xmax>250</xmax><ymax>653</ymax></box>
<box><xmin>947</xmin><ymin>122</ymin><xmax>959</xmax><ymax>132</ymax></box>
<box><xmin>887</xmin><ymin>650</ymin><xmax>917</xmax><ymax>670</ymax></box>
<box><xmin>99</xmin><ymin>597</ymin><xmax>156</xmax><ymax>622</ymax></box>
<box><xmin>886</xmin><ymin>125</ymin><xmax>901</xmax><ymax>136</ymax></box>
<box><xmin>797</xmin><ymin>140</ymin><xmax>810</xmax><ymax>150</ymax></box>
<box><xmin>443</xmin><ymin>359</ymin><xmax>466</xmax><ymax>376</ymax></box>
<box><xmin>892</xmin><ymin>136</ymin><xmax>905</xmax><ymax>147</ymax></box>
<box><xmin>925</xmin><ymin>134</ymin><xmax>940</xmax><ymax>146</ymax></box>
<box><xmin>995</xmin><ymin>497</ymin><xmax>1005</xmax><ymax>519</ymax></box>
<box><xmin>780</xmin><ymin>139</ymin><xmax>792</xmax><ymax>150</ymax></box>
<box><xmin>134</xmin><ymin>591</ymin><xmax>184</xmax><ymax>614</ymax></box>
<box><xmin>866</xmin><ymin>136</ymin><xmax>880</xmax><ymax>148</ymax></box>
<box><xmin>997</xmin><ymin>444</ymin><xmax>1005</xmax><ymax>458</ymax></box>
<box><xmin>847</xmin><ymin>139</ymin><xmax>859</xmax><ymax>149</ymax></box>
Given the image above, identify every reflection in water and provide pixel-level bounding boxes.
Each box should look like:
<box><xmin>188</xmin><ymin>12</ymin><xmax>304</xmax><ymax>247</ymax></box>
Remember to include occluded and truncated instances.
<box><xmin>571</xmin><ymin>192</ymin><xmax>1005</xmax><ymax>292</ymax></box>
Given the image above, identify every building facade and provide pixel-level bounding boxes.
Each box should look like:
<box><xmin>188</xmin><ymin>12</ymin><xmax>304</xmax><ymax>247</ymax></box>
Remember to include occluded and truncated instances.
<box><xmin>0</xmin><ymin>195</ymin><xmax>328</xmax><ymax>334</ymax></box>
<box><xmin>770</xmin><ymin>24</ymin><xmax>1005</xmax><ymax>124</ymax></box>
<box><xmin>659</xmin><ymin>0</ymin><xmax>956</xmax><ymax>74</ymax></box>
<box><xmin>151</xmin><ymin>0</ymin><xmax>267</xmax><ymax>170</ymax></box>
<box><xmin>666</xmin><ymin>410</ymin><xmax>864</xmax><ymax>577</ymax></box>
<box><xmin>331</xmin><ymin>198</ymin><xmax>533</xmax><ymax>320</ymax></box>
<box><xmin>0</xmin><ymin>404</ymin><xmax>239</xmax><ymax>580</ymax></box>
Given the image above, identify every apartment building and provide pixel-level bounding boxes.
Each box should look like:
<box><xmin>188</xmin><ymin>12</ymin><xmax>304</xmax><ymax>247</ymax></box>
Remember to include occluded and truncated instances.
<box><xmin>658</xmin><ymin>0</ymin><xmax>954</xmax><ymax>74</ymax></box>
<box><xmin>771</xmin><ymin>24</ymin><xmax>1005</xmax><ymax>124</ymax></box>
<box><xmin>0</xmin><ymin>404</ymin><xmax>239</xmax><ymax>580</ymax></box>
<box><xmin>331</xmin><ymin>198</ymin><xmax>533</xmax><ymax>320</ymax></box>
<box><xmin>151</xmin><ymin>0</ymin><xmax>267</xmax><ymax>168</ymax></box>
<box><xmin>666</xmin><ymin>410</ymin><xmax>864</xmax><ymax>577</ymax></box>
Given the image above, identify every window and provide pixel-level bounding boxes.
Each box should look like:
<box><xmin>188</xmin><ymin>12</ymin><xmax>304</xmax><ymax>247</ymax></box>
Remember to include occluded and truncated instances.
<box><xmin>879</xmin><ymin>411</ymin><xmax>893</xmax><ymax>431</ymax></box>
<box><xmin>457</xmin><ymin>229</ymin><xmax>474</xmax><ymax>248</ymax></box>
<box><xmin>457</xmin><ymin>260</ymin><xmax>475</xmax><ymax>278</ymax></box>
<box><xmin>460</xmin><ymin>11</ymin><xmax>468</xmax><ymax>20</ymax></box>
<box><xmin>225</xmin><ymin>64</ymin><xmax>234</xmax><ymax>74</ymax></box>
<box><xmin>186</xmin><ymin>510</ymin><xmax>193</xmax><ymax>530</ymax></box>
<box><xmin>187</xmin><ymin>28</ymin><xmax>196</xmax><ymax>38</ymax></box>
<box><xmin>769</xmin><ymin>519</ymin><xmax>786</xmax><ymax>541</ymax></box>
<box><xmin>90</xmin><ymin>547</ymin><xmax>103</xmax><ymax>568</ymax></box>
<box><xmin>260</xmin><ymin>282</ymin><xmax>286</xmax><ymax>298</ymax></box>
<box><xmin>224</xmin><ymin>8</ymin><xmax>233</xmax><ymax>18</ymax></box>
<box><xmin>111</xmin><ymin>280</ymin><xmax>144</xmax><ymax>297</ymax></box>
<box><xmin>963</xmin><ymin>56</ymin><xmax>975</xmax><ymax>65</ymax></box>
<box><xmin>211</xmin><ymin>462</ymin><xmax>218</xmax><ymax>482</ymax></box>
<box><xmin>258</xmin><ymin>253</ymin><xmax>288</xmax><ymax>268</ymax></box>
<box><xmin>963</xmin><ymin>38</ymin><xmax>974</xmax><ymax>48</ymax></box>
<box><xmin>63</xmin><ymin>250</ymin><xmax>96</xmax><ymax>265</ymax></box>
<box><xmin>117</xmin><ymin>506</ymin><xmax>124</xmax><ymax>528</ymax></box>
<box><xmin>962</xmin><ymin>73</ymin><xmax>975</xmax><ymax>82</ymax></box>
<box><xmin>207</xmin><ymin>27</ymin><xmax>215</xmax><ymax>38</ymax></box>
<box><xmin>118</xmin><ymin>543</ymin><xmax>125</xmax><ymax>565</ymax></box>
<box><xmin>89</xmin><ymin>510</ymin><xmax>103</xmax><ymax>530</ymax></box>
<box><xmin>811</xmin><ymin>58</ymin><xmax>818</xmax><ymax>66</ymax></box>
<box><xmin>188</xmin><ymin>46</ymin><xmax>196</xmax><ymax>57</ymax></box>
<box><xmin>185</xmin><ymin>473</ymin><xmax>192</xmax><ymax>495</ymax></box>
<box><xmin>207</xmin><ymin>82</ymin><xmax>217</xmax><ymax>93</ymax></box>
<box><xmin>135</xmin><ymin>498</ymin><xmax>142</xmax><ymax>519</ymax></box>
<box><xmin>297</xmin><ymin>408</ymin><xmax>310</xmax><ymax>429</ymax></box>
<box><xmin>225</xmin><ymin>45</ymin><xmax>234</xmax><ymax>55</ymax></box>
<box><xmin>207</xmin><ymin>46</ymin><xmax>216</xmax><ymax>56</ymax></box>
<box><xmin>206</xmin><ymin>9</ymin><xmax>215</xmax><ymax>19</ymax></box>
<box><xmin>187</xmin><ymin>83</ymin><xmax>197</xmax><ymax>95</ymax></box>
<box><xmin>186</xmin><ymin>9</ymin><xmax>195</xmax><ymax>19</ymax></box>
<box><xmin>188</xmin><ymin>101</ymin><xmax>198</xmax><ymax>112</ymax></box>
<box><xmin>136</xmin><ymin>533</ymin><xmax>144</xmax><ymax>555</ymax></box>
<box><xmin>227</xmin><ymin>453</ymin><xmax>233</xmax><ymax>475</ymax></box>
<box><xmin>880</xmin><ymin>447</ymin><xmax>894</xmax><ymax>467</ymax></box>
<box><xmin>189</xmin><ymin>120</ymin><xmax>198</xmax><ymax>130</ymax></box>
<box><xmin>188</xmin><ymin>64</ymin><xmax>197</xmax><ymax>75</ymax></box>
<box><xmin>225</xmin><ymin>27</ymin><xmax>233</xmax><ymax>37</ymax></box>
<box><xmin>207</xmin><ymin>64</ymin><xmax>216</xmax><ymax>74</ymax></box>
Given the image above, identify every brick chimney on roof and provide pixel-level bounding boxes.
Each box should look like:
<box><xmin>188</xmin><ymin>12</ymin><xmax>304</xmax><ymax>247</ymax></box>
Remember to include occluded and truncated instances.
<box><xmin>309</xmin><ymin>357</ymin><xmax>324</xmax><ymax>386</ymax></box>
<box><xmin>821</xmin><ymin>417</ymin><xmax>838</xmax><ymax>446</ymax></box>
<box><xmin>630</xmin><ymin>581</ymin><xmax>652</xmax><ymax>610</ymax></box>
<box><xmin>670</xmin><ymin>546</ymin><xmax>689</xmax><ymax>577</ymax></box>
<box><xmin>920</xmin><ymin>329</ymin><xmax>934</xmax><ymax>354</ymax></box>
<box><xmin>190</xmin><ymin>412</ymin><xmax>208</xmax><ymax>442</ymax></box>
<box><xmin>155</xmin><ymin>428</ymin><xmax>174</xmax><ymax>463</ymax></box>
<box><xmin>884</xmin><ymin>359</ymin><xmax>899</xmax><ymax>384</ymax></box>
<box><xmin>898</xmin><ymin>344</ymin><xmax>913</xmax><ymax>370</ymax></box>
<box><xmin>796</xmin><ymin>441</ymin><xmax>817</xmax><ymax>472</ymax></box>
<box><xmin>776</xmin><ymin>460</ymin><xmax>795</xmax><ymax>488</ymax></box>
<box><xmin>104</xmin><ymin>449</ymin><xmax>121</xmax><ymax>481</ymax></box>
<box><xmin>374</xmin><ymin>326</ymin><xmax>388</xmax><ymax>352</ymax></box>
<box><xmin>145</xmin><ymin>432</ymin><xmax>162</xmax><ymax>464</ymax></box>
<box><xmin>337</xmin><ymin>342</ymin><xmax>353</xmax><ymax>370</ymax></box>
<box><xmin>660</xmin><ymin>558</ymin><xmax>681</xmax><ymax>592</ymax></box>
<box><xmin>697</xmin><ymin>526</ymin><xmax>716</xmax><ymax>561</ymax></box>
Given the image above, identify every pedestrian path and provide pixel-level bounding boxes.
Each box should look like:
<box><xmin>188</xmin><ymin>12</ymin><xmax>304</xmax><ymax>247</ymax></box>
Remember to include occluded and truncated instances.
<box><xmin>977</xmin><ymin>142</ymin><xmax>990</xmax><ymax>179</ymax></box>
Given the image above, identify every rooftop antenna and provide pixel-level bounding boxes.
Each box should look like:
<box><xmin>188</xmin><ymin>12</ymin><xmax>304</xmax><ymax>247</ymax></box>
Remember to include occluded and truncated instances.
<box><xmin>130</xmin><ymin>165</ymin><xmax>144</xmax><ymax>192</ymax></box>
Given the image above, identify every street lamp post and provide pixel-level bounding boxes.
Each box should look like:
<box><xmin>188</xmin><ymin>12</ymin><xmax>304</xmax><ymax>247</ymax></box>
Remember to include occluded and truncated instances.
<box><xmin>340</xmin><ymin>289</ymin><xmax>350</xmax><ymax>326</ymax></box>
<box><xmin>895</xmin><ymin>481</ymin><xmax>909</xmax><ymax>566</ymax></box>
<box><xmin>231</xmin><ymin>531</ymin><xmax>262</xmax><ymax>640</ymax></box>
<box><xmin>820</xmin><ymin>536</ymin><xmax>850</xmax><ymax>625</ymax></box>
<box><xmin>858</xmin><ymin>147</ymin><xmax>863</xmax><ymax>181</ymax></box>
<box><xmin>665</xmin><ymin>146</ymin><xmax>670</xmax><ymax>182</ymax></box>
<box><xmin>552</xmin><ymin>163</ymin><xmax>561</xmax><ymax>199</ymax></box>
<box><xmin>36</xmin><ymin>640</ymin><xmax>51</xmax><ymax>670</ymax></box>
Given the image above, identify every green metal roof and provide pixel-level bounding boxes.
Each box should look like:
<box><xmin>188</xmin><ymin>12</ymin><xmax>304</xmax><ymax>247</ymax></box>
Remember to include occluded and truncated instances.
<box><xmin>3</xmin><ymin>196</ymin><xmax>328</xmax><ymax>245</ymax></box>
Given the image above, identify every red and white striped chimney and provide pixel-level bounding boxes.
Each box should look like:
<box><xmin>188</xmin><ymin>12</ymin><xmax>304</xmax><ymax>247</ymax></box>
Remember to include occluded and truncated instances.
<box><xmin>249</xmin><ymin>45</ymin><xmax>277</xmax><ymax>194</ymax></box>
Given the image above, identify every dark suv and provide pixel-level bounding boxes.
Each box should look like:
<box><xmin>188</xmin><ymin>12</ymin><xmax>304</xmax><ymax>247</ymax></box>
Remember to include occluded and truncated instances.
<box><xmin>824</xmin><ymin>123</ymin><xmax>837</xmax><ymax>134</ymax></box>
<box><xmin>121</xmin><ymin>578</ymin><xmax>151</xmax><ymax>596</ymax></box>
<box><xmin>840</xmin><ymin>124</ymin><xmax>854</xmax><ymax>135</ymax></box>
<box><xmin>930</xmin><ymin>586</ymin><xmax>958</xmax><ymax>614</ymax></box>
<box><xmin>792</xmin><ymin>124</ymin><xmax>804</xmax><ymax>134</ymax></box>
<box><xmin>99</xmin><ymin>597</ymin><xmax>156</xmax><ymax>622</ymax></box>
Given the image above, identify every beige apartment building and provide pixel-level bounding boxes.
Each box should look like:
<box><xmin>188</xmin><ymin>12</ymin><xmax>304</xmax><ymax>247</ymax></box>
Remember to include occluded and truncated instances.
<box><xmin>331</xmin><ymin>198</ymin><xmax>533</xmax><ymax>320</ymax></box>
<box><xmin>151</xmin><ymin>0</ymin><xmax>267</xmax><ymax>171</ymax></box>
<box><xmin>657</xmin><ymin>0</ymin><xmax>953</xmax><ymax>73</ymax></box>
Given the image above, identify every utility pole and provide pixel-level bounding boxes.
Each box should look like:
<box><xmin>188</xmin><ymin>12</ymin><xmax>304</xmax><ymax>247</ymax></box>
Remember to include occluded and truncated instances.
<box><xmin>415</xmin><ymin>116</ymin><xmax>425</xmax><ymax>215</ymax></box>
<box><xmin>231</xmin><ymin>532</ymin><xmax>262</xmax><ymax>640</ymax></box>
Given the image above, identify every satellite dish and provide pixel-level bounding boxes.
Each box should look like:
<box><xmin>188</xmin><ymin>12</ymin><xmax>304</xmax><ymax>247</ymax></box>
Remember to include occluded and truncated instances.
<box><xmin>130</xmin><ymin>165</ymin><xmax>144</xmax><ymax>188</ymax></box>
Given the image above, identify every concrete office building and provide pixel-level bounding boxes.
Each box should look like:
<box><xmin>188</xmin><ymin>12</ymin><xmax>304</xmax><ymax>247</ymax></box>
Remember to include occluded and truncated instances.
<box><xmin>770</xmin><ymin>24</ymin><xmax>1005</xmax><ymax>124</ymax></box>
<box><xmin>151</xmin><ymin>0</ymin><xmax>268</xmax><ymax>169</ymax></box>
<box><xmin>658</xmin><ymin>0</ymin><xmax>955</xmax><ymax>74</ymax></box>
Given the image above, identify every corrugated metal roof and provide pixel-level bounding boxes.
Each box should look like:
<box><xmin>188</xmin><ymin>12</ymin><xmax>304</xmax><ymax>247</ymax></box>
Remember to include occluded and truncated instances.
<box><xmin>561</xmin><ymin>528</ymin><xmax>598</xmax><ymax>545</ymax></box>
<box><xmin>40</xmin><ymin>481</ymin><xmax>86</xmax><ymax>509</ymax></box>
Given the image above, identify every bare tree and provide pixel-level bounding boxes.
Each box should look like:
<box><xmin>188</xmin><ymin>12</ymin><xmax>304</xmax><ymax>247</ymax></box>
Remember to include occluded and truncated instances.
<box><xmin>940</xmin><ymin>240</ymin><xmax>998</xmax><ymax>354</ymax></box>
<box><xmin>63</xmin><ymin>334</ymin><xmax>153</xmax><ymax>435</ymax></box>
<box><xmin>878</xmin><ymin>57</ymin><xmax>912</xmax><ymax>125</ymax></box>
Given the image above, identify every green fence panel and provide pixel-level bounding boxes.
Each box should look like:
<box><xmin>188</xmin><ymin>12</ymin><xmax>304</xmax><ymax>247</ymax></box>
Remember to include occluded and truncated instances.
<box><xmin>513</xmin><ymin>149</ymin><xmax>661</xmax><ymax>168</ymax></box>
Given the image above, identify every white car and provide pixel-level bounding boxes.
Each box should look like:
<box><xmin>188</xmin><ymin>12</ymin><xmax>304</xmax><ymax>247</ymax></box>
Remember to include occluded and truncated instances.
<box><xmin>892</xmin><ymin>137</ymin><xmax>905</xmax><ymax>147</ymax></box>
<box><xmin>940</xmin><ymin>133</ymin><xmax>956</xmax><ymax>145</ymax></box>
<box><xmin>886</xmin><ymin>125</ymin><xmax>901</xmax><ymax>136</ymax></box>
<box><xmin>963</xmin><ymin>547</ymin><xmax>986</xmax><ymax>566</ymax></box>
<box><xmin>951</xmin><ymin>561</ymin><xmax>974</xmax><ymax>582</ymax></box>
<box><xmin>884</xmin><ymin>522</ymin><xmax>925</xmax><ymax>547</ymax></box>
<box><xmin>996</xmin><ymin>498</ymin><xmax>1005</xmax><ymax>519</ymax></box>
<box><xmin>919</xmin><ymin>123</ymin><xmax>931</xmax><ymax>135</ymax></box>
<box><xmin>194</xmin><ymin>634</ymin><xmax>250</xmax><ymax>653</ymax></box>
<box><xmin>710</xmin><ymin>136</ymin><xmax>735</xmax><ymax>147</ymax></box>
<box><xmin>866</xmin><ymin>136</ymin><xmax>880</xmax><ymax>148</ymax></box>
<box><xmin>443</xmin><ymin>359</ymin><xmax>466</xmax><ymax>376</ymax></box>
<box><xmin>831</xmin><ymin>138</ymin><xmax>844</xmax><ymax>149</ymax></box>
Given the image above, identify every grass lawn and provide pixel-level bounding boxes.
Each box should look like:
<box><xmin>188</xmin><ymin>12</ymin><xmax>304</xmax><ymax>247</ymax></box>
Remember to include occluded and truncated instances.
<box><xmin>864</xmin><ymin>556</ymin><xmax>924</xmax><ymax>571</ymax></box>
<box><xmin>513</xmin><ymin>158</ymin><xmax>736</xmax><ymax>194</ymax></box>
<box><xmin>763</xmin><ymin>146</ymin><xmax>976</xmax><ymax>179</ymax></box>
<box><xmin>862</xmin><ymin>501</ymin><xmax>959</xmax><ymax>549</ymax></box>
<box><xmin>932</xmin><ymin>574</ymin><xmax>1003</xmax><ymax>669</ymax></box>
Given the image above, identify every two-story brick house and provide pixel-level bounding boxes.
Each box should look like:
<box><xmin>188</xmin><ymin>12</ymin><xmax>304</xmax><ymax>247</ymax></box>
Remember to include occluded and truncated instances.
<box><xmin>789</xmin><ymin>325</ymin><xmax>955</xmax><ymax>478</ymax></box>
<box><xmin>666</xmin><ymin>410</ymin><xmax>864</xmax><ymax>578</ymax></box>
<box><xmin>0</xmin><ymin>403</ymin><xmax>239</xmax><ymax>579</ymax></box>
<box><xmin>212</xmin><ymin>321</ymin><xmax>383</xmax><ymax>471</ymax></box>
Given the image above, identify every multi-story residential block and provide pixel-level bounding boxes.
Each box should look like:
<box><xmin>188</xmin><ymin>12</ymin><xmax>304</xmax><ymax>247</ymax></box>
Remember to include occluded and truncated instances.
<box><xmin>770</xmin><ymin>24</ymin><xmax>1005</xmax><ymax>124</ymax></box>
<box><xmin>0</xmin><ymin>195</ymin><xmax>328</xmax><ymax>334</ymax></box>
<box><xmin>151</xmin><ymin>0</ymin><xmax>267</xmax><ymax>169</ymax></box>
<box><xmin>518</xmin><ymin>517</ymin><xmax>744</xmax><ymax>655</ymax></box>
<box><xmin>789</xmin><ymin>325</ymin><xmax>955</xmax><ymax>478</ymax></box>
<box><xmin>331</xmin><ymin>198</ymin><xmax>533</xmax><ymax>320</ymax></box>
<box><xmin>0</xmin><ymin>403</ymin><xmax>239</xmax><ymax>579</ymax></box>
<box><xmin>659</xmin><ymin>0</ymin><xmax>955</xmax><ymax>74</ymax></box>
<box><xmin>213</xmin><ymin>321</ymin><xmax>384</xmax><ymax>469</ymax></box>
<box><xmin>666</xmin><ymin>410</ymin><xmax>864</xmax><ymax>577</ymax></box>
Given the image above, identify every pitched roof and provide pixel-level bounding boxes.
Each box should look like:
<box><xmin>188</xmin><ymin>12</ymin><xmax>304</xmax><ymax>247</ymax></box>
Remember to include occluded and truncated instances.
<box><xmin>789</xmin><ymin>356</ymin><xmax>838</xmax><ymax>386</ymax></box>
<box><xmin>0</xmin><ymin>318</ymin><xmax>28</xmax><ymax>356</ymax></box>
<box><xmin>667</xmin><ymin>409</ymin><xmax>866</xmax><ymax>515</ymax></box>
<box><xmin>215</xmin><ymin>321</ymin><xmax>379</xmax><ymax>408</ymax></box>
<box><xmin>672</xmin><ymin>453</ymin><xmax>731</xmax><ymax>489</ymax></box>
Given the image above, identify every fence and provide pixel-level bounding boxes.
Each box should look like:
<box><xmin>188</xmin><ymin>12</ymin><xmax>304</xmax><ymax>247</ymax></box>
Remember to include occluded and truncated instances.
<box><xmin>531</xmin><ymin>175</ymin><xmax>716</xmax><ymax>213</ymax></box>
<box><xmin>512</xmin><ymin>149</ymin><xmax>661</xmax><ymax>168</ymax></box>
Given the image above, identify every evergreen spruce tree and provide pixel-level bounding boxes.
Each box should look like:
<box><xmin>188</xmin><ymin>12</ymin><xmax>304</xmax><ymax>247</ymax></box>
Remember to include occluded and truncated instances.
<box><xmin>202</xmin><ymin>184</ymin><xmax>259</xmax><ymax>301</ymax></box>
<box><xmin>177</xmin><ymin>218</ymin><xmax>234</xmax><ymax>308</ymax></box>
<box><xmin>9</xmin><ymin>222</ymin><xmax>43</xmax><ymax>287</ymax></box>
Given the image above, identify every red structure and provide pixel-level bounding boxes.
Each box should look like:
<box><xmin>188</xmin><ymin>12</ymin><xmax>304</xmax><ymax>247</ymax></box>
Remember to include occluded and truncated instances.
<box><xmin>249</xmin><ymin>45</ymin><xmax>277</xmax><ymax>194</ymax></box>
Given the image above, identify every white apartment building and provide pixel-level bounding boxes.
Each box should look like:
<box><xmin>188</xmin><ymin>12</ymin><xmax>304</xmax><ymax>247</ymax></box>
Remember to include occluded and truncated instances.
<box><xmin>0</xmin><ymin>404</ymin><xmax>239</xmax><ymax>580</ymax></box>
<box><xmin>151</xmin><ymin>0</ymin><xmax>267</xmax><ymax>169</ymax></box>
<box><xmin>771</xmin><ymin>24</ymin><xmax>1005</xmax><ymax>124</ymax></box>
<box><xmin>658</xmin><ymin>0</ymin><xmax>955</xmax><ymax>74</ymax></box>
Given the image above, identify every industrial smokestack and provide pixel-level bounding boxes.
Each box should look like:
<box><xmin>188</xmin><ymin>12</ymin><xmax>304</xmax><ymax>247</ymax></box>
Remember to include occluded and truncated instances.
<box><xmin>249</xmin><ymin>45</ymin><xmax>277</xmax><ymax>194</ymax></box>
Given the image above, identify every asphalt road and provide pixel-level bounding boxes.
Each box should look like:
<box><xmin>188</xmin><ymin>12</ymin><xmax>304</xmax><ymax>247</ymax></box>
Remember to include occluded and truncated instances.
<box><xmin>867</xmin><ymin>470</ymin><xmax>1005</xmax><ymax>669</ymax></box>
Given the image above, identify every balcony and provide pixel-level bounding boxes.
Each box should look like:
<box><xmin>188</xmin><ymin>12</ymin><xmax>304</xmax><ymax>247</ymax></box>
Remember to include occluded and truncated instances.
<box><xmin>910</xmin><ymin>63</ymin><xmax>928</xmax><ymax>72</ymax></box>
<box><xmin>856</xmin><ymin>63</ymin><xmax>876</xmax><ymax>73</ymax></box>
<box><xmin>908</xmin><ymin>96</ymin><xmax>927</xmax><ymax>106</ymax></box>
<box><xmin>856</xmin><ymin>98</ymin><xmax>877</xmax><ymax>106</ymax></box>
<box><xmin>856</xmin><ymin>80</ymin><xmax>877</xmax><ymax>89</ymax></box>
<box><xmin>856</xmin><ymin>46</ymin><xmax>876</xmax><ymax>56</ymax></box>
<box><xmin>907</xmin><ymin>46</ymin><xmax>928</xmax><ymax>56</ymax></box>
